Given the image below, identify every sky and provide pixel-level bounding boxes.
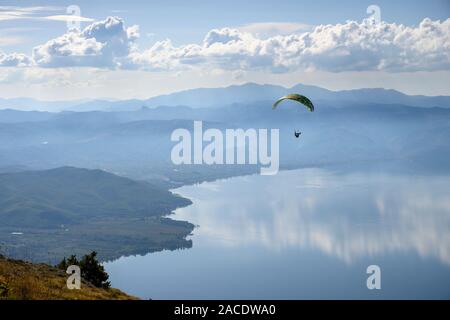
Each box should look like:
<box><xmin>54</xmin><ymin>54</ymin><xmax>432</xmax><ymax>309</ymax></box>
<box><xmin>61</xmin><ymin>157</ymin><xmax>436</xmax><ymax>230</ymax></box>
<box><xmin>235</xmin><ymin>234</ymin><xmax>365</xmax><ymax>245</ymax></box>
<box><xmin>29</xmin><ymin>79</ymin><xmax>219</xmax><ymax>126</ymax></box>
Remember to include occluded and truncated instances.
<box><xmin>0</xmin><ymin>0</ymin><xmax>449</xmax><ymax>100</ymax></box>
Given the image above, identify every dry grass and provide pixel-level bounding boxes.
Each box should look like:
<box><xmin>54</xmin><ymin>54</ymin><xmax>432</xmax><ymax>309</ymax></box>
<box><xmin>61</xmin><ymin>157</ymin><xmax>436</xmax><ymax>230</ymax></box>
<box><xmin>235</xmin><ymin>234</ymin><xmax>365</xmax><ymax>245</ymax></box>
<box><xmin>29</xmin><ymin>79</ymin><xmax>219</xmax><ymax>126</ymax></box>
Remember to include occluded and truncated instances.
<box><xmin>0</xmin><ymin>256</ymin><xmax>138</xmax><ymax>300</ymax></box>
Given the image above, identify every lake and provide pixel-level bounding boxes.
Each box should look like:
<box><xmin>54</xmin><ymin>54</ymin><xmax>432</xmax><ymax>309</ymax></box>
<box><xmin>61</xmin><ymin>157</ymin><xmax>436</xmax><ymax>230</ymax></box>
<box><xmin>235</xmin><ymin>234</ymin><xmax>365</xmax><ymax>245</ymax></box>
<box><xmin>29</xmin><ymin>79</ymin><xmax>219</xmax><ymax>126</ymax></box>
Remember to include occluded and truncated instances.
<box><xmin>105</xmin><ymin>168</ymin><xmax>450</xmax><ymax>299</ymax></box>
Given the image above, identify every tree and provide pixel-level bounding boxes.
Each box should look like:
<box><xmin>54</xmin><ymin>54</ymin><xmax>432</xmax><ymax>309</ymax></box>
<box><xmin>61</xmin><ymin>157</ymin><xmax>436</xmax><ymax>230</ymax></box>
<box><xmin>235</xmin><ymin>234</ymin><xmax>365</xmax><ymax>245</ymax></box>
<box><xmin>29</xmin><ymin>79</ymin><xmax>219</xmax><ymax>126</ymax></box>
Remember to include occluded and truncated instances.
<box><xmin>57</xmin><ymin>251</ymin><xmax>110</xmax><ymax>289</ymax></box>
<box><xmin>57</xmin><ymin>255</ymin><xmax>78</xmax><ymax>271</ymax></box>
<box><xmin>79</xmin><ymin>252</ymin><xmax>110</xmax><ymax>289</ymax></box>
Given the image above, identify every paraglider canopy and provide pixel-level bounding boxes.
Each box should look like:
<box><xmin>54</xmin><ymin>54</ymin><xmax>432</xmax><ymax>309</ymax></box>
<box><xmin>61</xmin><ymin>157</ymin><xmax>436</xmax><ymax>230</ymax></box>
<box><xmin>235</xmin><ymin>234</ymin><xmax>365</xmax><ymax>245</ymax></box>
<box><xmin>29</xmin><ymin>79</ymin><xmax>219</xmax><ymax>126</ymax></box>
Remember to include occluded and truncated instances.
<box><xmin>272</xmin><ymin>94</ymin><xmax>314</xmax><ymax>112</ymax></box>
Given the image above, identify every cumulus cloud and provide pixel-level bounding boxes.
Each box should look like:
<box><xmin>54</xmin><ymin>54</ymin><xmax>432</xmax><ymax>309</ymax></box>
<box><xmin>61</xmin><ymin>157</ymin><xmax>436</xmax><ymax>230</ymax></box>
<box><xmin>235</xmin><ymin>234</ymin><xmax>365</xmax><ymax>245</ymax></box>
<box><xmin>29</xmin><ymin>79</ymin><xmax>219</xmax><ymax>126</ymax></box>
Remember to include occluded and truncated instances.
<box><xmin>2</xmin><ymin>16</ymin><xmax>449</xmax><ymax>73</ymax></box>
<box><xmin>0</xmin><ymin>51</ymin><xmax>33</xmax><ymax>67</ymax></box>
<box><xmin>132</xmin><ymin>18</ymin><xmax>450</xmax><ymax>73</ymax></box>
<box><xmin>32</xmin><ymin>16</ymin><xmax>139</xmax><ymax>68</ymax></box>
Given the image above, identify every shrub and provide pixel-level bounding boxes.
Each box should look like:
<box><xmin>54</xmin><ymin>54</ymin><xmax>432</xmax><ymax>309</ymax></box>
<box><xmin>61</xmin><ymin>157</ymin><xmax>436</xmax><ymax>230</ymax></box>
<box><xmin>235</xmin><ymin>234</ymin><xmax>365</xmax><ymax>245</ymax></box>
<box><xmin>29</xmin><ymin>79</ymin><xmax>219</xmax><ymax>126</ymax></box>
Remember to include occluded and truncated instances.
<box><xmin>57</xmin><ymin>255</ymin><xmax>79</xmax><ymax>271</ymax></box>
<box><xmin>57</xmin><ymin>252</ymin><xmax>110</xmax><ymax>289</ymax></box>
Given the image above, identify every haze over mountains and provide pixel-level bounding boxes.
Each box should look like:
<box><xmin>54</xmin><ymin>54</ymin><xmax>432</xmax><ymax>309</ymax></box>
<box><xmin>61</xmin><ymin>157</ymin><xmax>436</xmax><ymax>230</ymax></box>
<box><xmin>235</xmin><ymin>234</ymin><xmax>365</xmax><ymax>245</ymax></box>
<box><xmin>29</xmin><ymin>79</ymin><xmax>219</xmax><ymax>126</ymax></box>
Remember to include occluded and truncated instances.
<box><xmin>1</xmin><ymin>83</ymin><xmax>450</xmax><ymax>112</ymax></box>
<box><xmin>1</xmin><ymin>94</ymin><xmax>449</xmax><ymax>184</ymax></box>
<box><xmin>1</xmin><ymin>81</ymin><xmax>450</xmax><ymax>262</ymax></box>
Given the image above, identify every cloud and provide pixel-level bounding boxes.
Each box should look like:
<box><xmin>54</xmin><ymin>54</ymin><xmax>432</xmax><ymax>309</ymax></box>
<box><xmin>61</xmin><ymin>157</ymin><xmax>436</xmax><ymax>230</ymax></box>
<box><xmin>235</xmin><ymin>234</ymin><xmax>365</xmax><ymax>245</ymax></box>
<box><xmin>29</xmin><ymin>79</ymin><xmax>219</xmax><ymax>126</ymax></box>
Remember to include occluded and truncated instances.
<box><xmin>0</xmin><ymin>6</ymin><xmax>61</xmax><ymax>21</ymax></box>
<box><xmin>0</xmin><ymin>67</ymin><xmax>62</xmax><ymax>84</ymax></box>
<box><xmin>132</xmin><ymin>18</ymin><xmax>450</xmax><ymax>73</ymax></box>
<box><xmin>0</xmin><ymin>51</ymin><xmax>33</xmax><ymax>67</ymax></box>
<box><xmin>0</xmin><ymin>5</ymin><xmax>94</xmax><ymax>32</ymax></box>
<box><xmin>32</xmin><ymin>16</ymin><xmax>139</xmax><ymax>68</ymax></box>
<box><xmin>42</xmin><ymin>15</ymin><xmax>95</xmax><ymax>23</ymax></box>
<box><xmin>127</xmin><ymin>18</ymin><xmax>450</xmax><ymax>73</ymax></box>
<box><xmin>2</xmin><ymin>16</ymin><xmax>450</xmax><ymax>73</ymax></box>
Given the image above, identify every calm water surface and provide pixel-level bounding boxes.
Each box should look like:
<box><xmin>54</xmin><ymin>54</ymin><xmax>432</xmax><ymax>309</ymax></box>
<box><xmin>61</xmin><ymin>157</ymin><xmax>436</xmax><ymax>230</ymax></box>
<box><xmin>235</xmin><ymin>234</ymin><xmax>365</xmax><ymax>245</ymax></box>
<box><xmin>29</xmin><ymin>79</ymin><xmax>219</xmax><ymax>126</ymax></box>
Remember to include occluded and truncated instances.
<box><xmin>105</xmin><ymin>168</ymin><xmax>450</xmax><ymax>299</ymax></box>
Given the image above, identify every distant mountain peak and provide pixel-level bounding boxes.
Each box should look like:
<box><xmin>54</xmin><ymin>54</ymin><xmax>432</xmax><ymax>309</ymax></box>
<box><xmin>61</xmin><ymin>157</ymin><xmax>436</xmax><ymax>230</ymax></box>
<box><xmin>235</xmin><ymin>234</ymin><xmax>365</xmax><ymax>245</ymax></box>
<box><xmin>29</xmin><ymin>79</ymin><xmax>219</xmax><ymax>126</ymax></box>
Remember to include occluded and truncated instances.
<box><xmin>1</xmin><ymin>82</ymin><xmax>449</xmax><ymax>112</ymax></box>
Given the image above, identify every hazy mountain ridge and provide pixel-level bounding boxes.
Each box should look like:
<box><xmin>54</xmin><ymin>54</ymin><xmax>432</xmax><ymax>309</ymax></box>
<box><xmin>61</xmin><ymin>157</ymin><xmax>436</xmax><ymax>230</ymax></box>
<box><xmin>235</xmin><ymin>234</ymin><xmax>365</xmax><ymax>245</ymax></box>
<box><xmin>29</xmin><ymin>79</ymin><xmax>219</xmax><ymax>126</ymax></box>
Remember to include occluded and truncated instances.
<box><xmin>1</xmin><ymin>83</ymin><xmax>449</xmax><ymax>112</ymax></box>
<box><xmin>1</xmin><ymin>101</ymin><xmax>449</xmax><ymax>182</ymax></box>
<box><xmin>144</xmin><ymin>83</ymin><xmax>450</xmax><ymax>109</ymax></box>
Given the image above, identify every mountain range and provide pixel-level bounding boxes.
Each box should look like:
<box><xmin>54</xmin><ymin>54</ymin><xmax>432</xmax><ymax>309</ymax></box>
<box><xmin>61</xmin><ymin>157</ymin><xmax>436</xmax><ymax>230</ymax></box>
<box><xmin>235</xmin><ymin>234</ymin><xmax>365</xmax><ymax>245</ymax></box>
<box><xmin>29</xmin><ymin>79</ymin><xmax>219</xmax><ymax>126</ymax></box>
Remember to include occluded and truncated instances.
<box><xmin>1</xmin><ymin>83</ymin><xmax>449</xmax><ymax>112</ymax></box>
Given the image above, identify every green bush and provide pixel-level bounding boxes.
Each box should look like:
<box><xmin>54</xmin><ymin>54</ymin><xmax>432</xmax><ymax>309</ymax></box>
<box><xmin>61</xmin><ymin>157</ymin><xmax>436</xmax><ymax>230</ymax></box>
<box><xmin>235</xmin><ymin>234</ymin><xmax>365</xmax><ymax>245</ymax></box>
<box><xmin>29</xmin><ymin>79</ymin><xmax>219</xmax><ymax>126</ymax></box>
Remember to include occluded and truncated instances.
<box><xmin>57</xmin><ymin>251</ymin><xmax>110</xmax><ymax>289</ymax></box>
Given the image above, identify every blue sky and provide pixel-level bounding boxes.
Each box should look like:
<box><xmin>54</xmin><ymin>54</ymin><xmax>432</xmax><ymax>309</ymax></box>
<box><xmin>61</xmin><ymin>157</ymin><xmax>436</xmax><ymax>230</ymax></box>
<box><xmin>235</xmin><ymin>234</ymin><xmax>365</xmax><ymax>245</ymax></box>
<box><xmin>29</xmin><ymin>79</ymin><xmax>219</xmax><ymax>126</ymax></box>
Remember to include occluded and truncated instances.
<box><xmin>3</xmin><ymin>0</ymin><xmax>450</xmax><ymax>51</ymax></box>
<box><xmin>0</xmin><ymin>0</ymin><xmax>449</xmax><ymax>100</ymax></box>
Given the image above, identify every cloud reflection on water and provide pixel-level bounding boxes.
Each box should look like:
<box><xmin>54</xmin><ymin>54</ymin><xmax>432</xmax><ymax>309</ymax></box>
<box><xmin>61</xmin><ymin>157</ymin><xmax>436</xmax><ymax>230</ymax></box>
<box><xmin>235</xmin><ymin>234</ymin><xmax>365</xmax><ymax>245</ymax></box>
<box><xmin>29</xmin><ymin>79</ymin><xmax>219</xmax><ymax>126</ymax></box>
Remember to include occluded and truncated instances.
<box><xmin>173</xmin><ymin>169</ymin><xmax>450</xmax><ymax>265</ymax></box>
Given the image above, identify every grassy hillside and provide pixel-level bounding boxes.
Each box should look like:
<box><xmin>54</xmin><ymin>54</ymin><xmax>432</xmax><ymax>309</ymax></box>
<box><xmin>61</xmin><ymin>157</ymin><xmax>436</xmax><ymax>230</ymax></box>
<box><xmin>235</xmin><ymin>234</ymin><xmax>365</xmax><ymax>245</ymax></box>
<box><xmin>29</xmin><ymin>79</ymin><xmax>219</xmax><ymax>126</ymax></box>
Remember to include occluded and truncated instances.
<box><xmin>0</xmin><ymin>256</ymin><xmax>137</xmax><ymax>300</ymax></box>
